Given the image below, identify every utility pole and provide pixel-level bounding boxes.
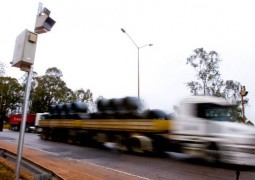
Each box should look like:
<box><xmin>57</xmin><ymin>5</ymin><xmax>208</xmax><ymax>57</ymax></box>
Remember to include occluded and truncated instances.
<box><xmin>240</xmin><ymin>85</ymin><xmax>248</xmax><ymax>123</ymax></box>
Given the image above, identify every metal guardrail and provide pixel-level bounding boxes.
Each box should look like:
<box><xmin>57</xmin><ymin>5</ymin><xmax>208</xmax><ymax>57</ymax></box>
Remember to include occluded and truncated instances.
<box><xmin>0</xmin><ymin>148</ymin><xmax>64</xmax><ymax>180</ymax></box>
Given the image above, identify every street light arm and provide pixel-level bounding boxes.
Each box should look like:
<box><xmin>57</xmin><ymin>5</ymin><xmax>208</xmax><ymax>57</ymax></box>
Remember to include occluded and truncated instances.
<box><xmin>139</xmin><ymin>43</ymin><xmax>153</xmax><ymax>49</ymax></box>
<box><xmin>121</xmin><ymin>28</ymin><xmax>139</xmax><ymax>48</ymax></box>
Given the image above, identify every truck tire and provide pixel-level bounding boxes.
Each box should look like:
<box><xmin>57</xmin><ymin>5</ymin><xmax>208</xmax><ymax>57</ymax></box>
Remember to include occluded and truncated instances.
<box><xmin>145</xmin><ymin>109</ymin><xmax>168</xmax><ymax>119</ymax></box>
<box><xmin>25</xmin><ymin>124</ymin><xmax>30</xmax><ymax>133</ymax></box>
<box><xmin>97</xmin><ymin>99</ymin><xmax>110</xmax><ymax>111</ymax></box>
<box><xmin>40</xmin><ymin>129</ymin><xmax>48</xmax><ymax>140</ymax></box>
<box><xmin>123</xmin><ymin>96</ymin><xmax>142</xmax><ymax>111</ymax></box>
<box><xmin>126</xmin><ymin>136</ymin><xmax>153</xmax><ymax>154</ymax></box>
<box><xmin>71</xmin><ymin>102</ymin><xmax>88</xmax><ymax>113</ymax></box>
<box><xmin>126</xmin><ymin>137</ymin><xmax>142</xmax><ymax>153</ymax></box>
<box><xmin>109</xmin><ymin>98</ymin><xmax>124</xmax><ymax>111</ymax></box>
<box><xmin>206</xmin><ymin>142</ymin><xmax>220</xmax><ymax>164</ymax></box>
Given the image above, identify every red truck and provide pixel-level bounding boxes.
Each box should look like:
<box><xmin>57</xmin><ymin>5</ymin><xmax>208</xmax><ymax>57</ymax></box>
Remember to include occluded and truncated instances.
<box><xmin>9</xmin><ymin>114</ymin><xmax>36</xmax><ymax>132</ymax></box>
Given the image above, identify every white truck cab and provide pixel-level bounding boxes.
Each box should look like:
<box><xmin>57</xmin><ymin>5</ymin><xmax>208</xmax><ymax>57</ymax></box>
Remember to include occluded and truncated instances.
<box><xmin>29</xmin><ymin>112</ymin><xmax>49</xmax><ymax>133</ymax></box>
<box><xmin>172</xmin><ymin>96</ymin><xmax>255</xmax><ymax>166</ymax></box>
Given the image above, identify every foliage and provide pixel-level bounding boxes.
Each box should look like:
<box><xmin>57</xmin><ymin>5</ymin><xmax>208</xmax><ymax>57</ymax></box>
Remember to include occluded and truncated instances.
<box><xmin>30</xmin><ymin>67</ymin><xmax>95</xmax><ymax>113</ymax></box>
<box><xmin>186</xmin><ymin>48</ymin><xmax>224</xmax><ymax>96</ymax></box>
<box><xmin>30</xmin><ymin>67</ymin><xmax>76</xmax><ymax>113</ymax></box>
<box><xmin>0</xmin><ymin>76</ymin><xmax>23</xmax><ymax>120</ymax></box>
<box><xmin>186</xmin><ymin>48</ymin><xmax>249</xmax><ymax>123</ymax></box>
<box><xmin>0</xmin><ymin>65</ymin><xmax>95</xmax><ymax>118</ymax></box>
<box><xmin>0</xmin><ymin>61</ymin><xmax>5</xmax><ymax>76</ymax></box>
<box><xmin>74</xmin><ymin>88</ymin><xmax>93</xmax><ymax>103</ymax></box>
<box><xmin>223</xmin><ymin>80</ymin><xmax>250</xmax><ymax>122</ymax></box>
<box><xmin>0</xmin><ymin>157</ymin><xmax>34</xmax><ymax>180</ymax></box>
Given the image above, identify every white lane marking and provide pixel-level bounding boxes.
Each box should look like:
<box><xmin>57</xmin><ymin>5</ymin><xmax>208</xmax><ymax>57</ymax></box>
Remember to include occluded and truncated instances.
<box><xmin>25</xmin><ymin>146</ymin><xmax>60</xmax><ymax>156</ymax></box>
<box><xmin>64</xmin><ymin>157</ymin><xmax>151</xmax><ymax>180</ymax></box>
<box><xmin>3</xmin><ymin>138</ymin><xmax>150</xmax><ymax>179</ymax></box>
<box><xmin>2</xmin><ymin>140</ymin><xmax>60</xmax><ymax>156</ymax></box>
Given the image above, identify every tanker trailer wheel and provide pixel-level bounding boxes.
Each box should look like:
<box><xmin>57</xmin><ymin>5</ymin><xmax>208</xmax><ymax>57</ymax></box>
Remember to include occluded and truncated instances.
<box><xmin>206</xmin><ymin>142</ymin><xmax>220</xmax><ymax>164</ymax></box>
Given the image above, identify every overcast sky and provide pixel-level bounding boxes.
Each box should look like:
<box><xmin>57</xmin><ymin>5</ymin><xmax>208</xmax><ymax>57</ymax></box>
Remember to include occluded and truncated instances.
<box><xmin>1</xmin><ymin>0</ymin><xmax>255</xmax><ymax>120</ymax></box>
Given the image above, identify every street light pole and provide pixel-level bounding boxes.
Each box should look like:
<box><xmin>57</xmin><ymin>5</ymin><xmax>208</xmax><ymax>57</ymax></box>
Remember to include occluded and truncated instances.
<box><xmin>121</xmin><ymin>28</ymin><xmax>153</xmax><ymax>99</ymax></box>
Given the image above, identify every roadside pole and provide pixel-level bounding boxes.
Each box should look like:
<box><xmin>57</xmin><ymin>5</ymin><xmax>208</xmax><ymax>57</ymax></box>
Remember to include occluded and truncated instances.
<box><xmin>12</xmin><ymin>3</ymin><xmax>55</xmax><ymax>179</ymax></box>
<box><xmin>15</xmin><ymin>65</ymin><xmax>33</xmax><ymax>180</ymax></box>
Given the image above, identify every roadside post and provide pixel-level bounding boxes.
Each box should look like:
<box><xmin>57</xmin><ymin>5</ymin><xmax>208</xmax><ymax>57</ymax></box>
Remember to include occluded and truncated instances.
<box><xmin>11</xmin><ymin>3</ymin><xmax>55</xmax><ymax>179</ymax></box>
<box><xmin>240</xmin><ymin>85</ymin><xmax>248</xmax><ymax>123</ymax></box>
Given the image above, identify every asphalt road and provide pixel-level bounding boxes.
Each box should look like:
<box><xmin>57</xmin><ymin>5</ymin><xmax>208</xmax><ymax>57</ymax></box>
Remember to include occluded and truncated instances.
<box><xmin>1</xmin><ymin>129</ymin><xmax>255</xmax><ymax>180</ymax></box>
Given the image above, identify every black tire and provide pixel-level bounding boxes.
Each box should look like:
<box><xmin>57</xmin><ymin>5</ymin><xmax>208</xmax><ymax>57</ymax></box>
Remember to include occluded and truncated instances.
<box><xmin>97</xmin><ymin>99</ymin><xmax>110</xmax><ymax>111</ymax></box>
<box><xmin>206</xmin><ymin>142</ymin><xmax>220</xmax><ymax>164</ymax></box>
<box><xmin>123</xmin><ymin>96</ymin><xmax>143</xmax><ymax>111</ymax></box>
<box><xmin>48</xmin><ymin>104</ymin><xmax>57</xmax><ymax>114</ymax></box>
<box><xmin>109</xmin><ymin>98</ymin><xmax>124</xmax><ymax>111</ymax></box>
<box><xmin>71</xmin><ymin>102</ymin><xmax>88</xmax><ymax>113</ymax></box>
<box><xmin>145</xmin><ymin>109</ymin><xmax>168</xmax><ymax>119</ymax></box>
<box><xmin>125</xmin><ymin>137</ymin><xmax>142</xmax><ymax>153</ymax></box>
<box><xmin>40</xmin><ymin>130</ymin><xmax>48</xmax><ymax>140</ymax></box>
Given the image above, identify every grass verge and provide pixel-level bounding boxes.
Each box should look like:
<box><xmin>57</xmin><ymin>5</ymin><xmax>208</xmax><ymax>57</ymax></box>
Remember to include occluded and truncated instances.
<box><xmin>0</xmin><ymin>157</ymin><xmax>35</xmax><ymax>180</ymax></box>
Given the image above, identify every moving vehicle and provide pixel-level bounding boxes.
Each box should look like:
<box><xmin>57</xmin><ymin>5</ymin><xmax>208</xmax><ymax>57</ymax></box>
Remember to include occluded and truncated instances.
<box><xmin>171</xmin><ymin>96</ymin><xmax>255</xmax><ymax>166</ymax></box>
<box><xmin>29</xmin><ymin>112</ymin><xmax>49</xmax><ymax>133</ymax></box>
<box><xmin>38</xmin><ymin>96</ymin><xmax>255</xmax><ymax>166</ymax></box>
<box><xmin>9</xmin><ymin>114</ymin><xmax>36</xmax><ymax>132</ymax></box>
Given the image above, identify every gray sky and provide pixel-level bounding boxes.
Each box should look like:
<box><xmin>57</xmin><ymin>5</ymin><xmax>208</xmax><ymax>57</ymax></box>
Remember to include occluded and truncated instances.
<box><xmin>1</xmin><ymin>0</ymin><xmax>255</xmax><ymax>120</ymax></box>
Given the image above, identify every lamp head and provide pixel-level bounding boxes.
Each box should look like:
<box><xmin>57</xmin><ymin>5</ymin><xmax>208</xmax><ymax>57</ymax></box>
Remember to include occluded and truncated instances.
<box><xmin>121</xmin><ymin>28</ymin><xmax>126</xmax><ymax>33</ymax></box>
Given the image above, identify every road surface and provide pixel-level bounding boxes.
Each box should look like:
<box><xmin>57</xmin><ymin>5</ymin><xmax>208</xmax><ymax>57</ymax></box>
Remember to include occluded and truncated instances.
<box><xmin>1</xmin><ymin>130</ymin><xmax>255</xmax><ymax>180</ymax></box>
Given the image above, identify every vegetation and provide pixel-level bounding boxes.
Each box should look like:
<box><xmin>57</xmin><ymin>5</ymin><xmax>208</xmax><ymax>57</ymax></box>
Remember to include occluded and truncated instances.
<box><xmin>0</xmin><ymin>62</ymin><xmax>95</xmax><ymax>123</ymax></box>
<box><xmin>0</xmin><ymin>157</ymin><xmax>34</xmax><ymax>180</ymax></box>
<box><xmin>0</xmin><ymin>76</ymin><xmax>23</xmax><ymax>121</ymax></box>
<box><xmin>186</xmin><ymin>48</ymin><xmax>252</xmax><ymax>124</ymax></box>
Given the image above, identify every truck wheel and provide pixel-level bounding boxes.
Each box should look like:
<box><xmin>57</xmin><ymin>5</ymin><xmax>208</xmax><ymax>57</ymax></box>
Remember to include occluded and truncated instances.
<box><xmin>46</xmin><ymin>129</ymin><xmax>54</xmax><ymax>141</ymax></box>
<box><xmin>14</xmin><ymin>125</ymin><xmax>19</xmax><ymax>131</ymax></box>
<box><xmin>206</xmin><ymin>142</ymin><xmax>220</xmax><ymax>164</ymax></box>
<box><xmin>25</xmin><ymin>125</ymin><xmax>30</xmax><ymax>133</ymax></box>
<box><xmin>113</xmin><ymin>135</ymin><xmax>126</xmax><ymax>151</ymax></box>
<box><xmin>41</xmin><ymin>131</ymin><xmax>48</xmax><ymax>140</ymax></box>
<box><xmin>126</xmin><ymin>137</ymin><xmax>142</xmax><ymax>154</ymax></box>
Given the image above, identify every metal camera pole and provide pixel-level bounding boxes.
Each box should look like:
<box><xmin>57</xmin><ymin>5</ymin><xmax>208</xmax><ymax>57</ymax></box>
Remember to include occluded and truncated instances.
<box><xmin>14</xmin><ymin>3</ymin><xmax>43</xmax><ymax>180</ymax></box>
<box><xmin>14</xmin><ymin>65</ymin><xmax>34</xmax><ymax>180</ymax></box>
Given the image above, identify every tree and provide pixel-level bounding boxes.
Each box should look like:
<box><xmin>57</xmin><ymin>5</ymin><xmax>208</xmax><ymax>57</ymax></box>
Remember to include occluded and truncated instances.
<box><xmin>30</xmin><ymin>67</ymin><xmax>95</xmax><ymax>113</ymax></box>
<box><xmin>30</xmin><ymin>67</ymin><xmax>76</xmax><ymax>113</ymax></box>
<box><xmin>46</xmin><ymin>67</ymin><xmax>63</xmax><ymax>78</ymax></box>
<box><xmin>0</xmin><ymin>76</ymin><xmax>23</xmax><ymax>120</ymax></box>
<box><xmin>186</xmin><ymin>48</ymin><xmax>250</xmax><ymax>123</ymax></box>
<box><xmin>224</xmin><ymin>80</ymin><xmax>250</xmax><ymax>123</ymax></box>
<box><xmin>74</xmin><ymin>88</ymin><xmax>93</xmax><ymax>103</ymax></box>
<box><xmin>0</xmin><ymin>61</ymin><xmax>5</xmax><ymax>76</ymax></box>
<box><xmin>186</xmin><ymin>48</ymin><xmax>224</xmax><ymax>96</ymax></box>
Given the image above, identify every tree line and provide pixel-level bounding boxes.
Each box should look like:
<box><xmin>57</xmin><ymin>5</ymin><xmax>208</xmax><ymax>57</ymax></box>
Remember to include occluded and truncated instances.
<box><xmin>0</xmin><ymin>65</ymin><xmax>94</xmax><ymax>123</ymax></box>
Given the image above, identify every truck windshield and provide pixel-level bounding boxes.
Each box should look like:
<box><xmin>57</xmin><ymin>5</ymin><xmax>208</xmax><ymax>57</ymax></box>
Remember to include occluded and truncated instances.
<box><xmin>197</xmin><ymin>103</ymin><xmax>233</xmax><ymax>122</ymax></box>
